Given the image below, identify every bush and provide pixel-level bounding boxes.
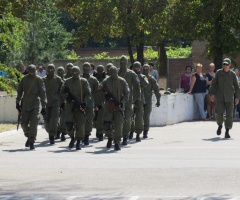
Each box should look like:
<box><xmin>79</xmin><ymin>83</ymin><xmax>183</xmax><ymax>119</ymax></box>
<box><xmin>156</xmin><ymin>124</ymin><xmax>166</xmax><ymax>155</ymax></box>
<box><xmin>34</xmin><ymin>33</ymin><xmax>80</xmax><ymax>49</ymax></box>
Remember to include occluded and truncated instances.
<box><xmin>0</xmin><ymin>64</ymin><xmax>22</xmax><ymax>96</ymax></box>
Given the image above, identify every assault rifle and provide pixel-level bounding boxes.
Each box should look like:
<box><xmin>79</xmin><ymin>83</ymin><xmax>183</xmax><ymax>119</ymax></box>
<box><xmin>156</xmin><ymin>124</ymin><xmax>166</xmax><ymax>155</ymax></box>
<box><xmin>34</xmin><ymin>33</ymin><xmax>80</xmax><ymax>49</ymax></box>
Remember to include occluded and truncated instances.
<box><xmin>64</xmin><ymin>87</ymin><xmax>87</xmax><ymax>117</ymax></box>
<box><xmin>16</xmin><ymin>102</ymin><xmax>22</xmax><ymax>131</ymax></box>
<box><xmin>102</xmin><ymin>85</ymin><xmax>126</xmax><ymax>121</ymax></box>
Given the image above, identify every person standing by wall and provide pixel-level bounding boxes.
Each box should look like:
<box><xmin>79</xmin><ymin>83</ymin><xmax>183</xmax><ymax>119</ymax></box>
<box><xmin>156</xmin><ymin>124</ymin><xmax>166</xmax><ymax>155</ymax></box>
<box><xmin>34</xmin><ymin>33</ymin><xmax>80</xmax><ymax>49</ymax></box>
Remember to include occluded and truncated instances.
<box><xmin>36</xmin><ymin>64</ymin><xmax>46</xmax><ymax>78</ymax></box>
<box><xmin>179</xmin><ymin>66</ymin><xmax>192</xmax><ymax>93</ymax></box>
<box><xmin>148</xmin><ymin>62</ymin><xmax>159</xmax><ymax>82</ymax></box>
<box><xmin>205</xmin><ymin>63</ymin><xmax>216</xmax><ymax>119</ymax></box>
<box><xmin>209</xmin><ymin>58</ymin><xmax>240</xmax><ymax>138</ymax></box>
<box><xmin>188</xmin><ymin>63</ymin><xmax>207</xmax><ymax>120</ymax></box>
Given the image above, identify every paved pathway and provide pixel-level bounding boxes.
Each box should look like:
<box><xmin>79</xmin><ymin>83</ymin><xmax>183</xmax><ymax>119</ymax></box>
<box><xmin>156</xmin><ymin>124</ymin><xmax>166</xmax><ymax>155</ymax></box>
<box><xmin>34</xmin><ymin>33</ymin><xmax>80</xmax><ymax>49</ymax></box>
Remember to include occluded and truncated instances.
<box><xmin>1</xmin><ymin>121</ymin><xmax>240</xmax><ymax>200</ymax></box>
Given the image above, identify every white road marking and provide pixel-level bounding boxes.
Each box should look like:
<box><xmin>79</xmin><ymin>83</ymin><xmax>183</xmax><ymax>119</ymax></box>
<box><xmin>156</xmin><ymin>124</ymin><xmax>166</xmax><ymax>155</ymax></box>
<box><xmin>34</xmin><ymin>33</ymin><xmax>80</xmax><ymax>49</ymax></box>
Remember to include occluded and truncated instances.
<box><xmin>129</xmin><ymin>196</ymin><xmax>140</xmax><ymax>200</ymax></box>
<box><xmin>0</xmin><ymin>196</ymin><xmax>13</xmax><ymax>200</ymax></box>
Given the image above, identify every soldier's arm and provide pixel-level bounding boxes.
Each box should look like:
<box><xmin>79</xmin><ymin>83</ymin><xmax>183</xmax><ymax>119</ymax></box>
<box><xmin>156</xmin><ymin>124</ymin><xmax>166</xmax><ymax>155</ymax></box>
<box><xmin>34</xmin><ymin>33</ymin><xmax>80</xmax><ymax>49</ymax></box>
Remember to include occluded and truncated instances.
<box><xmin>83</xmin><ymin>80</ymin><xmax>91</xmax><ymax>104</ymax></box>
<box><xmin>139</xmin><ymin>74</ymin><xmax>149</xmax><ymax>88</ymax></box>
<box><xmin>16</xmin><ymin>79</ymin><xmax>23</xmax><ymax>104</ymax></box>
<box><xmin>152</xmin><ymin>78</ymin><xmax>161</xmax><ymax>102</ymax></box>
<box><xmin>93</xmin><ymin>78</ymin><xmax>99</xmax><ymax>105</ymax></box>
<box><xmin>233</xmin><ymin>72</ymin><xmax>240</xmax><ymax>98</ymax></box>
<box><xmin>38</xmin><ymin>78</ymin><xmax>46</xmax><ymax>108</ymax></box>
<box><xmin>60</xmin><ymin>81</ymin><xmax>67</xmax><ymax>101</ymax></box>
<box><xmin>209</xmin><ymin>72</ymin><xmax>218</xmax><ymax>95</ymax></box>
<box><xmin>58</xmin><ymin>77</ymin><xmax>64</xmax><ymax>105</ymax></box>
<box><xmin>132</xmin><ymin>73</ymin><xmax>141</xmax><ymax>102</ymax></box>
<box><xmin>121</xmin><ymin>79</ymin><xmax>130</xmax><ymax>103</ymax></box>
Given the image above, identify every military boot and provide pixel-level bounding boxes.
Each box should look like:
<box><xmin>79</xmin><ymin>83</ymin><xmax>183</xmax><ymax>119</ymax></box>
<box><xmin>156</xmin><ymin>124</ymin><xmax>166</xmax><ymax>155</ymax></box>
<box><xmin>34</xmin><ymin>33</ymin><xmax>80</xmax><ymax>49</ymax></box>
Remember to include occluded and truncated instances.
<box><xmin>55</xmin><ymin>131</ymin><xmax>61</xmax><ymax>139</ymax></box>
<box><xmin>61</xmin><ymin>132</ymin><xmax>66</xmax><ymax>141</ymax></box>
<box><xmin>76</xmin><ymin>140</ymin><xmax>81</xmax><ymax>150</ymax></box>
<box><xmin>143</xmin><ymin>130</ymin><xmax>148</xmax><ymax>139</ymax></box>
<box><xmin>225</xmin><ymin>128</ymin><xmax>231</xmax><ymax>138</ymax></box>
<box><xmin>114</xmin><ymin>143</ymin><xmax>121</xmax><ymax>151</ymax></box>
<box><xmin>98</xmin><ymin>133</ymin><xmax>104</xmax><ymax>141</ymax></box>
<box><xmin>122</xmin><ymin>137</ymin><xmax>128</xmax><ymax>145</ymax></box>
<box><xmin>84</xmin><ymin>134</ymin><xmax>89</xmax><ymax>145</ymax></box>
<box><xmin>106</xmin><ymin>138</ymin><xmax>113</xmax><ymax>148</ymax></box>
<box><xmin>136</xmin><ymin>133</ymin><xmax>141</xmax><ymax>142</ymax></box>
<box><xmin>49</xmin><ymin>135</ymin><xmax>55</xmax><ymax>144</ymax></box>
<box><xmin>129</xmin><ymin>131</ymin><xmax>134</xmax><ymax>139</ymax></box>
<box><xmin>29</xmin><ymin>143</ymin><xmax>35</xmax><ymax>150</ymax></box>
<box><xmin>217</xmin><ymin>125</ymin><xmax>222</xmax><ymax>135</ymax></box>
<box><xmin>68</xmin><ymin>136</ymin><xmax>75</xmax><ymax>148</ymax></box>
<box><xmin>25</xmin><ymin>138</ymin><xmax>30</xmax><ymax>147</ymax></box>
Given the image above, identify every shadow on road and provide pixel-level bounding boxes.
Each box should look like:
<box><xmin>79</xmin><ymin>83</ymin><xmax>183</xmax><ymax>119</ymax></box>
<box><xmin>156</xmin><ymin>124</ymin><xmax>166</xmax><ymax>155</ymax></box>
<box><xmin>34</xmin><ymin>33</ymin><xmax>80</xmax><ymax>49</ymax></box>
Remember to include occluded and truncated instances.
<box><xmin>202</xmin><ymin>137</ymin><xmax>232</xmax><ymax>142</ymax></box>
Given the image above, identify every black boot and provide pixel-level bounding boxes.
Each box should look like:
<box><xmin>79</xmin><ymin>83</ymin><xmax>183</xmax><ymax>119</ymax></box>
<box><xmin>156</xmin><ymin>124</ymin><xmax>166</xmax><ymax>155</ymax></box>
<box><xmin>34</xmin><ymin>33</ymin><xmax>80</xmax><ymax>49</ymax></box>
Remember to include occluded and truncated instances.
<box><xmin>84</xmin><ymin>135</ymin><xmax>89</xmax><ymax>145</ymax></box>
<box><xmin>217</xmin><ymin>125</ymin><xmax>223</xmax><ymax>135</ymax></box>
<box><xmin>76</xmin><ymin>140</ymin><xmax>81</xmax><ymax>150</ymax></box>
<box><xmin>106</xmin><ymin>138</ymin><xmax>113</xmax><ymax>148</ymax></box>
<box><xmin>29</xmin><ymin>143</ymin><xmax>35</xmax><ymax>150</ymax></box>
<box><xmin>98</xmin><ymin>133</ymin><xmax>103</xmax><ymax>141</ymax></box>
<box><xmin>49</xmin><ymin>135</ymin><xmax>55</xmax><ymax>144</ymax></box>
<box><xmin>129</xmin><ymin>131</ymin><xmax>134</xmax><ymax>139</ymax></box>
<box><xmin>68</xmin><ymin>136</ymin><xmax>75</xmax><ymax>148</ymax></box>
<box><xmin>122</xmin><ymin>137</ymin><xmax>128</xmax><ymax>145</ymax></box>
<box><xmin>25</xmin><ymin>138</ymin><xmax>30</xmax><ymax>147</ymax></box>
<box><xmin>114</xmin><ymin>143</ymin><xmax>121</xmax><ymax>151</ymax></box>
<box><xmin>55</xmin><ymin>131</ymin><xmax>60</xmax><ymax>139</ymax></box>
<box><xmin>61</xmin><ymin>132</ymin><xmax>66</xmax><ymax>141</ymax></box>
<box><xmin>136</xmin><ymin>133</ymin><xmax>141</xmax><ymax>142</ymax></box>
<box><xmin>225</xmin><ymin>129</ymin><xmax>231</xmax><ymax>138</ymax></box>
<box><xmin>143</xmin><ymin>130</ymin><xmax>148</xmax><ymax>139</ymax></box>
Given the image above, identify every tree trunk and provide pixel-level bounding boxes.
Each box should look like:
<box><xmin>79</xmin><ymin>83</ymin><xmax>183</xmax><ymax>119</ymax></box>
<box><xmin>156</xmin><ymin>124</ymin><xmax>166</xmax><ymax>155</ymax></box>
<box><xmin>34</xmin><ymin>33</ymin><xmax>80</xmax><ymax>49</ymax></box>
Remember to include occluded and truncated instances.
<box><xmin>136</xmin><ymin>30</ymin><xmax>144</xmax><ymax>65</ymax></box>
<box><xmin>158</xmin><ymin>40</ymin><xmax>168</xmax><ymax>77</ymax></box>
<box><xmin>127</xmin><ymin>36</ymin><xmax>134</xmax><ymax>65</ymax></box>
<box><xmin>213</xmin><ymin>47</ymin><xmax>223</xmax><ymax>71</ymax></box>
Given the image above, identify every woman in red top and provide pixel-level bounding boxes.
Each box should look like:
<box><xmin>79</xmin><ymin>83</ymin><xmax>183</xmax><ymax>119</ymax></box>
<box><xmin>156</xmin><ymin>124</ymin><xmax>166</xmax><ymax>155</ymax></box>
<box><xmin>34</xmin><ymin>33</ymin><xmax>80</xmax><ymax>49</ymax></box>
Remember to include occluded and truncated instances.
<box><xmin>180</xmin><ymin>66</ymin><xmax>192</xmax><ymax>93</ymax></box>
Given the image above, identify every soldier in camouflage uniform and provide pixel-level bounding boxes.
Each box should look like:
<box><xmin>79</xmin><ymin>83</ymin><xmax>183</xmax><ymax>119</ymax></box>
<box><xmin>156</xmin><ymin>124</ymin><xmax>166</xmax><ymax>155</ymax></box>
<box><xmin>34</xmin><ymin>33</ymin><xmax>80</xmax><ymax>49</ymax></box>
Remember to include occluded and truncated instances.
<box><xmin>61</xmin><ymin>66</ymin><xmax>91</xmax><ymax>150</ymax></box>
<box><xmin>56</xmin><ymin>66</ymin><xmax>67</xmax><ymax>141</ymax></box>
<box><xmin>118</xmin><ymin>56</ymin><xmax>141</xmax><ymax>145</ymax></box>
<box><xmin>130</xmin><ymin>61</ymin><xmax>149</xmax><ymax>141</ymax></box>
<box><xmin>81</xmin><ymin>62</ymin><xmax>99</xmax><ymax>145</ymax></box>
<box><xmin>142</xmin><ymin>64</ymin><xmax>161</xmax><ymax>138</ymax></box>
<box><xmin>99</xmin><ymin>66</ymin><xmax>130</xmax><ymax>150</ymax></box>
<box><xmin>93</xmin><ymin>65</ymin><xmax>108</xmax><ymax>141</ymax></box>
<box><xmin>209</xmin><ymin>58</ymin><xmax>240</xmax><ymax>138</ymax></box>
<box><xmin>43</xmin><ymin>64</ymin><xmax>63</xmax><ymax>144</ymax></box>
<box><xmin>64</xmin><ymin>63</ymin><xmax>74</xmax><ymax>79</ymax></box>
<box><xmin>16</xmin><ymin>64</ymin><xmax>46</xmax><ymax>150</ymax></box>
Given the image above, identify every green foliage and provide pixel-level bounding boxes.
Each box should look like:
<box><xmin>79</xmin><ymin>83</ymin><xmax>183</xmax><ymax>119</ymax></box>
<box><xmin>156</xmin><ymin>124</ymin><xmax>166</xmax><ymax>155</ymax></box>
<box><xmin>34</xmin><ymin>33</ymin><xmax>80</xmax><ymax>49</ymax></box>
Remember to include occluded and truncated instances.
<box><xmin>0</xmin><ymin>64</ymin><xmax>22</xmax><ymax>96</ymax></box>
<box><xmin>22</xmin><ymin>0</ymin><xmax>73</xmax><ymax>65</ymax></box>
<box><xmin>166</xmin><ymin>46</ymin><xmax>192</xmax><ymax>58</ymax></box>
<box><xmin>92</xmin><ymin>52</ymin><xmax>111</xmax><ymax>60</ymax></box>
<box><xmin>65</xmin><ymin>50</ymin><xmax>80</xmax><ymax>60</ymax></box>
<box><xmin>0</xmin><ymin>3</ymin><xmax>27</xmax><ymax>66</ymax></box>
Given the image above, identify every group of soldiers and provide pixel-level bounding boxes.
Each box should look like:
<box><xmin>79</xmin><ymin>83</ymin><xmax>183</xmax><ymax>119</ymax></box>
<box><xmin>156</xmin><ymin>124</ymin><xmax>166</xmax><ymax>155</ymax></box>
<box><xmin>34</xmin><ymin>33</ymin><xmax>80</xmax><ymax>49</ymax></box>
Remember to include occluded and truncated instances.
<box><xmin>16</xmin><ymin>56</ymin><xmax>161</xmax><ymax>151</ymax></box>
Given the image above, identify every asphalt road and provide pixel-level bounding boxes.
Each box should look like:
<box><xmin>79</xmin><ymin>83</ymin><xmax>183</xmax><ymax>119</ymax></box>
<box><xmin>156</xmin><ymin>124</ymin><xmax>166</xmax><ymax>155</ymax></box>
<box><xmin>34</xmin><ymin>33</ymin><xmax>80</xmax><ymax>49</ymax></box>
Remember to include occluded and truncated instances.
<box><xmin>1</xmin><ymin>121</ymin><xmax>240</xmax><ymax>200</ymax></box>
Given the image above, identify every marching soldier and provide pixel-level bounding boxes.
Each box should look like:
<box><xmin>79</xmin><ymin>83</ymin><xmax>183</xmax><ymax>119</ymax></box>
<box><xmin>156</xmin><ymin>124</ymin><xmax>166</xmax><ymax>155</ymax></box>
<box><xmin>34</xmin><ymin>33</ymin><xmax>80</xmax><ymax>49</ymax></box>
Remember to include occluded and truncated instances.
<box><xmin>118</xmin><ymin>56</ymin><xmax>141</xmax><ymax>145</ymax></box>
<box><xmin>64</xmin><ymin>63</ymin><xmax>74</xmax><ymax>79</ymax></box>
<box><xmin>43</xmin><ymin>64</ymin><xmax>63</xmax><ymax>144</ymax></box>
<box><xmin>81</xmin><ymin>62</ymin><xmax>99</xmax><ymax>145</ymax></box>
<box><xmin>16</xmin><ymin>64</ymin><xmax>46</xmax><ymax>150</ymax></box>
<box><xmin>93</xmin><ymin>65</ymin><xmax>108</xmax><ymax>141</ymax></box>
<box><xmin>131</xmin><ymin>61</ymin><xmax>149</xmax><ymax>141</ymax></box>
<box><xmin>142</xmin><ymin>64</ymin><xmax>161</xmax><ymax>138</ymax></box>
<box><xmin>61</xmin><ymin>66</ymin><xmax>91</xmax><ymax>150</ymax></box>
<box><xmin>99</xmin><ymin>66</ymin><xmax>130</xmax><ymax>150</ymax></box>
<box><xmin>209</xmin><ymin>58</ymin><xmax>240</xmax><ymax>138</ymax></box>
<box><xmin>56</xmin><ymin>66</ymin><xmax>67</xmax><ymax>141</ymax></box>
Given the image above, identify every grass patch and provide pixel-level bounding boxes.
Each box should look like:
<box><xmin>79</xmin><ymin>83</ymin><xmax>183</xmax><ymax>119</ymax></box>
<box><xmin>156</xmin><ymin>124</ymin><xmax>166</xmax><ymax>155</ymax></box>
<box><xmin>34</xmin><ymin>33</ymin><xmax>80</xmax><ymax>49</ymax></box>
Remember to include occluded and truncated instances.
<box><xmin>0</xmin><ymin>123</ymin><xmax>17</xmax><ymax>133</ymax></box>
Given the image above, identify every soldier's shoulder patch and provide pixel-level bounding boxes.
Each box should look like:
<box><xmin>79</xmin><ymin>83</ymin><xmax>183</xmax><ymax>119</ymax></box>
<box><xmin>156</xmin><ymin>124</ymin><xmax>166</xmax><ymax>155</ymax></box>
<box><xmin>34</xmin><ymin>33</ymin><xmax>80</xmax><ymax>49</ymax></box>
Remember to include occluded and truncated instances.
<box><xmin>136</xmin><ymin>77</ymin><xmax>140</xmax><ymax>83</ymax></box>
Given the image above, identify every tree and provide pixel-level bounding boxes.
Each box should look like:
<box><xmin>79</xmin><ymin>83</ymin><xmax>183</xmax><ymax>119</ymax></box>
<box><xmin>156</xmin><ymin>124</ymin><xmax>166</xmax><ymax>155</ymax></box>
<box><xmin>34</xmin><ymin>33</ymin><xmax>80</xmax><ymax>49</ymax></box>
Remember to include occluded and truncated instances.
<box><xmin>21</xmin><ymin>0</ymin><xmax>73</xmax><ymax>65</ymax></box>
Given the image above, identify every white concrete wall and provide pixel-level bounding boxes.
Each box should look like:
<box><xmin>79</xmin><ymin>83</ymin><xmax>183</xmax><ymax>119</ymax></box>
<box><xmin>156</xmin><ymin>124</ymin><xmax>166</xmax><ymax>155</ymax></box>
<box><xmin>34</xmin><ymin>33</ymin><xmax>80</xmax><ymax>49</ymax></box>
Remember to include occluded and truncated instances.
<box><xmin>0</xmin><ymin>92</ymin><xmax>197</xmax><ymax>125</ymax></box>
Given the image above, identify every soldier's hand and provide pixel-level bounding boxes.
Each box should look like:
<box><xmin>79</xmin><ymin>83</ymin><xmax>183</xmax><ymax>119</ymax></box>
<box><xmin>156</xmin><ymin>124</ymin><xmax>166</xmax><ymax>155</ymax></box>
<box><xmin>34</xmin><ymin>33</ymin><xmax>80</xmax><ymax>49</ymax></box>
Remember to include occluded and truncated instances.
<box><xmin>16</xmin><ymin>103</ymin><xmax>21</xmax><ymax>111</ymax></box>
<box><xmin>80</xmin><ymin>103</ymin><xmax>87</xmax><ymax>110</ymax></box>
<box><xmin>60</xmin><ymin>103</ymin><xmax>65</xmax><ymax>110</ymax></box>
<box><xmin>210</xmin><ymin>95</ymin><xmax>215</xmax><ymax>102</ymax></box>
<box><xmin>155</xmin><ymin>102</ymin><xmax>160</xmax><ymax>107</ymax></box>
<box><xmin>134</xmin><ymin>100</ymin><xmax>140</xmax><ymax>107</ymax></box>
<box><xmin>235</xmin><ymin>98</ymin><xmax>239</xmax><ymax>105</ymax></box>
<box><xmin>41</xmin><ymin>108</ymin><xmax>46</xmax><ymax>116</ymax></box>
